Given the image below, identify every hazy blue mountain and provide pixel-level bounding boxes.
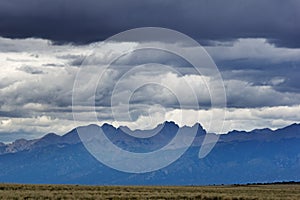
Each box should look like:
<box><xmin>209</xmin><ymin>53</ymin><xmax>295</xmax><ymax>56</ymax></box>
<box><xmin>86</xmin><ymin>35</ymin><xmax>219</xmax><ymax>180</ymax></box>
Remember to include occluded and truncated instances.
<box><xmin>0</xmin><ymin>122</ymin><xmax>299</xmax><ymax>185</ymax></box>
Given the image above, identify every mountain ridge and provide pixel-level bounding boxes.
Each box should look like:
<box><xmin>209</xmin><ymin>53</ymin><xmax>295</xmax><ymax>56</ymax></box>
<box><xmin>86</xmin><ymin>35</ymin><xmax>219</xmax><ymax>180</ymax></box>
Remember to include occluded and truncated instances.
<box><xmin>0</xmin><ymin>121</ymin><xmax>299</xmax><ymax>185</ymax></box>
<box><xmin>0</xmin><ymin>121</ymin><xmax>299</xmax><ymax>155</ymax></box>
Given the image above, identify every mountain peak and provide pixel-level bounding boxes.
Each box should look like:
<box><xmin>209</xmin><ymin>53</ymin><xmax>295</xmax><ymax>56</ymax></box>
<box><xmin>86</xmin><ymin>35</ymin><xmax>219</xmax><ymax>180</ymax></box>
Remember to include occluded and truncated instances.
<box><xmin>1</xmin><ymin>122</ymin><xmax>299</xmax><ymax>156</ymax></box>
<box><xmin>0</xmin><ymin>122</ymin><xmax>299</xmax><ymax>185</ymax></box>
<box><xmin>163</xmin><ymin>121</ymin><xmax>179</xmax><ymax>128</ymax></box>
<box><xmin>41</xmin><ymin>132</ymin><xmax>60</xmax><ymax>139</ymax></box>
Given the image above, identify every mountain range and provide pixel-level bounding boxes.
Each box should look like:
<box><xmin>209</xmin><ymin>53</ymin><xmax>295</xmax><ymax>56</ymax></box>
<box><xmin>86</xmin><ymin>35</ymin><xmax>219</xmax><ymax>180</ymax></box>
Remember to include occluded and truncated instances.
<box><xmin>0</xmin><ymin>122</ymin><xmax>299</xmax><ymax>185</ymax></box>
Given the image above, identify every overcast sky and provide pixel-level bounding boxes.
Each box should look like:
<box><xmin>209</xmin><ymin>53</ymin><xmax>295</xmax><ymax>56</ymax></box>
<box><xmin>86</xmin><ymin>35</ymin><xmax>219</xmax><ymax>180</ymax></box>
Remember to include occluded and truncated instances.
<box><xmin>0</xmin><ymin>0</ymin><xmax>299</xmax><ymax>142</ymax></box>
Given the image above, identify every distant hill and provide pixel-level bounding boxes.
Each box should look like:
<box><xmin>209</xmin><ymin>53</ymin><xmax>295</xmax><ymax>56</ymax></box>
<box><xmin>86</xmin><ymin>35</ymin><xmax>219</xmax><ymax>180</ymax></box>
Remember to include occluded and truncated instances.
<box><xmin>0</xmin><ymin>122</ymin><xmax>299</xmax><ymax>185</ymax></box>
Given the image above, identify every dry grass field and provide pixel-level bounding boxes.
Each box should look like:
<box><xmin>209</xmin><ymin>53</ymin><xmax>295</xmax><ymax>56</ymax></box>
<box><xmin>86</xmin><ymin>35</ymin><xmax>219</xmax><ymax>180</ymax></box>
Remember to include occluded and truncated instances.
<box><xmin>0</xmin><ymin>183</ymin><xmax>299</xmax><ymax>199</ymax></box>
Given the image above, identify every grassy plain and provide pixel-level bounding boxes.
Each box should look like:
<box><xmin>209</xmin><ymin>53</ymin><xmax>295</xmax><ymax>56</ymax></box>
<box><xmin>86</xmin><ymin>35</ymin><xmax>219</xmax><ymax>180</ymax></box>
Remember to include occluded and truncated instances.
<box><xmin>0</xmin><ymin>183</ymin><xmax>299</xmax><ymax>199</ymax></box>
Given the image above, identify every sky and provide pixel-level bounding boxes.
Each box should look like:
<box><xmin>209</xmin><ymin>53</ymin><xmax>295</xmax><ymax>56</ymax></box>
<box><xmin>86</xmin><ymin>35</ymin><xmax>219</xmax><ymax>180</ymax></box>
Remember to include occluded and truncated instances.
<box><xmin>0</xmin><ymin>0</ymin><xmax>300</xmax><ymax>141</ymax></box>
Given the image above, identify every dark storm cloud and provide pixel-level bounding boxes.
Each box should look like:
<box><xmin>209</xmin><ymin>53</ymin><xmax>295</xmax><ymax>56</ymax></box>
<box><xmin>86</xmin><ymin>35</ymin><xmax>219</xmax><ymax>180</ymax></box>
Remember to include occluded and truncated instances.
<box><xmin>0</xmin><ymin>0</ymin><xmax>299</xmax><ymax>47</ymax></box>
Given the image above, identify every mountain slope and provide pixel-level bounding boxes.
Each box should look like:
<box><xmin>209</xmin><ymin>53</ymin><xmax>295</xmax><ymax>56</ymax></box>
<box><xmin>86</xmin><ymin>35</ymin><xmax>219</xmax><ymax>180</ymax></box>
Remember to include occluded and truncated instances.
<box><xmin>0</xmin><ymin>122</ymin><xmax>299</xmax><ymax>185</ymax></box>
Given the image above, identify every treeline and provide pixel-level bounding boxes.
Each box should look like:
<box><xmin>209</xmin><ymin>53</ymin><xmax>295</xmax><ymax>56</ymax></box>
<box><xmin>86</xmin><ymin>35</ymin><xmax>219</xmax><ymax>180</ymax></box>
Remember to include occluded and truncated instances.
<box><xmin>232</xmin><ymin>181</ymin><xmax>300</xmax><ymax>186</ymax></box>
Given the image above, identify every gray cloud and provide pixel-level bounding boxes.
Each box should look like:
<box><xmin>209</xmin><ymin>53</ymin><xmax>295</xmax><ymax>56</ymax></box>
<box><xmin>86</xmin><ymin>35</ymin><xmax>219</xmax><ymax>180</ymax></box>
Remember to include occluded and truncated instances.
<box><xmin>0</xmin><ymin>0</ymin><xmax>299</xmax><ymax>47</ymax></box>
<box><xmin>17</xmin><ymin>65</ymin><xmax>45</xmax><ymax>74</ymax></box>
<box><xmin>205</xmin><ymin>39</ymin><xmax>300</xmax><ymax>95</ymax></box>
<box><xmin>0</xmin><ymin>37</ymin><xmax>299</xmax><ymax>140</ymax></box>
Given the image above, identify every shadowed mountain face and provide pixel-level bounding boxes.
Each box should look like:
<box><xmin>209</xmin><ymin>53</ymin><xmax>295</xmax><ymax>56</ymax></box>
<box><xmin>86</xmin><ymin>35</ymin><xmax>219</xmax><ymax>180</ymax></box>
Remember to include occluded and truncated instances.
<box><xmin>0</xmin><ymin>122</ymin><xmax>299</xmax><ymax>185</ymax></box>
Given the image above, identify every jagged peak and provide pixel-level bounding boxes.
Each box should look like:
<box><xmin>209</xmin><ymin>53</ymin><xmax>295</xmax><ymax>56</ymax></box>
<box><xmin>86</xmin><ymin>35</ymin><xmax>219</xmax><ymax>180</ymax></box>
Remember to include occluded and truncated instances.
<box><xmin>2</xmin><ymin>122</ymin><xmax>300</xmax><ymax>146</ymax></box>
<box><xmin>102</xmin><ymin>121</ymin><xmax>180</xmax><ymax>133</ymax></box>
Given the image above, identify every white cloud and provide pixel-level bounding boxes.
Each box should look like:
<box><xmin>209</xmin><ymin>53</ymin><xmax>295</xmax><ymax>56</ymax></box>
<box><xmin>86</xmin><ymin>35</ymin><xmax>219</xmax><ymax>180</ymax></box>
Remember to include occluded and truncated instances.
<box><xmin>206</xmin><ymin>38</ymin><xmax>300</xmax><ymax>63</ymax></box>
<box><xmin>0</xmin><ymin>37</ymin><xmax>299</xmax><ymax>140</ymax></box>
<box><xmin>165</xmin><ymin>105</ymin><xmax>300</xmax><ymax>133</ymax></box>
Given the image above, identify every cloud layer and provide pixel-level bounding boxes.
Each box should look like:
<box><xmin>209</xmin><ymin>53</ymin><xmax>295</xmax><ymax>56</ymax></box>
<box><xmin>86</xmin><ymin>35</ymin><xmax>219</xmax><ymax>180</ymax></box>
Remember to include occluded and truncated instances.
<box><xmin>0</xmin><ymin>0</ymin><xmax>299</xmax><ymax>47</ymax></box>
<box><xmin>0</xmin><ymin>36</ymin><xmax>300</xmax><ymax>141</ymax></box>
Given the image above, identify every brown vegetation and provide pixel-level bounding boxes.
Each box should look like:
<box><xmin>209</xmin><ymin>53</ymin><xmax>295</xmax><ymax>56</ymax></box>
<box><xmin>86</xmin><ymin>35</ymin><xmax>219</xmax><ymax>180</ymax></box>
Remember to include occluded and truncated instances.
<box><xmin>0</xmin><ymin>183</ymin><xmax>299</xmax><ymax>199</ymax></box>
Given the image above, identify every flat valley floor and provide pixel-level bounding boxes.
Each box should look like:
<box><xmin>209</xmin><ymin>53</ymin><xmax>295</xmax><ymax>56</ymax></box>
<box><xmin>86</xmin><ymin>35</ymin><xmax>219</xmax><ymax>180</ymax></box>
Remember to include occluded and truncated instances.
<box><xmin>0</xmin><ymin>184</ymin><xmax>299</xmax><ymax>199</ymax></box>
